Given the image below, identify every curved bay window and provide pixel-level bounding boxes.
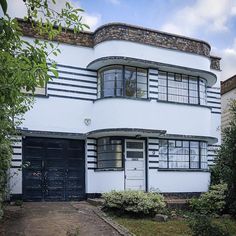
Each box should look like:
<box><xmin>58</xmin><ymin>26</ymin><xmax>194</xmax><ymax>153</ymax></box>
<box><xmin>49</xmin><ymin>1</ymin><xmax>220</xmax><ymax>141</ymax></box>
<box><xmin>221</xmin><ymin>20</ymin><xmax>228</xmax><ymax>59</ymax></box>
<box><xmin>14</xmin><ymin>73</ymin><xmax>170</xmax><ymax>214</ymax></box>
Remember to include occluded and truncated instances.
<box><xmin>158</xmin><ymin>71</ymin><xmax>207</xmax><ymax>105</ymax></box>
<box><xmin>98</xmin><ymin>66</ymin><xmax>148</xmax><ymax>99</ymax></box>
<box><xmin>159</xmin><ymin>140</ymin><xmax>207</xmax><ymax>169</ymax></box>
<box><xmin>97</xmin><ymin>137</ymin><xmax>123</xmax><ymax>169</ymax></box>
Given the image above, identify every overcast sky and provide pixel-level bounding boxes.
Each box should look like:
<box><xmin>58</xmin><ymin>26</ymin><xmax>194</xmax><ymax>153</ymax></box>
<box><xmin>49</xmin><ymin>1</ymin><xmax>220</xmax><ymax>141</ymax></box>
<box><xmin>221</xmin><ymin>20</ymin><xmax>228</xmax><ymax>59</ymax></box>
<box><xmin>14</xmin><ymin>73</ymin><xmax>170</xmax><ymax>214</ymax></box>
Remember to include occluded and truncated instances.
<box><xmin>3</xmin><ymin>0</ymin><xmax>236</xmax><ymax>81</ymax></box>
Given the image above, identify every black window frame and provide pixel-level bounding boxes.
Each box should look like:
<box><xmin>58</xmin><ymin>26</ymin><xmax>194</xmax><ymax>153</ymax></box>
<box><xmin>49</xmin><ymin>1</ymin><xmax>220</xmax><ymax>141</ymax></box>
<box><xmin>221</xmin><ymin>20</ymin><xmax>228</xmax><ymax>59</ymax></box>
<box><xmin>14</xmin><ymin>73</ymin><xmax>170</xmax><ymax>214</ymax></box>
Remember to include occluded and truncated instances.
<box><xmin>159</xmin><ymin>139</ymin><xmax>208</xmax><ymax>170</ymax></box>
<box><xmin>98</xmin><ymin>65</ymin><xmax>148</xmax><ymax>99</ymax></box>
<box><xmin>158</xmin><ymin>70</ymin><xmax>207</xmax><ymax>105</ymax></box>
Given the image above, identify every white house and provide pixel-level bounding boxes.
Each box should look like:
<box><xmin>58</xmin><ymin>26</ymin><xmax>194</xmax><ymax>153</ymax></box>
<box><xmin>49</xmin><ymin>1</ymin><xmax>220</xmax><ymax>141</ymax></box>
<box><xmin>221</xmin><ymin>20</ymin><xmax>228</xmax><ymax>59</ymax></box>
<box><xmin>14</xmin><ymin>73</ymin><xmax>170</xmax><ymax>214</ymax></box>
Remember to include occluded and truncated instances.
<box><xmin>10</xmin><ymin>21</ymin><xmax>221</xmax><ymax>201</ymax></box>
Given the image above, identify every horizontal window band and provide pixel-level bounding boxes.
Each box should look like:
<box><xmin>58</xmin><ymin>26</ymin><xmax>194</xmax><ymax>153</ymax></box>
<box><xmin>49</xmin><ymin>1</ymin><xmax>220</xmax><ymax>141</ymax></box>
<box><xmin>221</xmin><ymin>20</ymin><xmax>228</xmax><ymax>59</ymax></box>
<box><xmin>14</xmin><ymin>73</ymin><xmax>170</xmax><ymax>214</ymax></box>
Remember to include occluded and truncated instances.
<box><xmin>149</xmin><ymin>155</ymin><xmax>159</xmax><ymax>158</ymax></box>
<box><xmin>54</xmin><ymin>63</ymin><xmax>97</xmax><ymax>73</ymax></box>
<box><xmin>12</xmin><ymin>159</ymin><xmax>22</xmax><ymax>162</ymax></box>
<box><xmin>49</xmin><ymin>94</ymin><xmax>94</xmax><ymax>101</ymax></box>
<box><xmin>149</xmin><ymin>167</ymin><xmax>159</xmax><ymax>169</ymax></box>
<box><xmin>149</xmin><ymin>91</ymin><xmax>159</xmax><ymax>94</ymax></box>
<box><xmin>51</xmin><ymin>75</ymin><xmax>97</xmax><ymax>84</ymax></box>
<box><xmin>48</xmin><ymin>81</ymin><xmax>97</xmax><ymax>90</ymax></box>
<box><xmin>57</xmin><ymin>69</ymin><xmax>97</xmax><ymax>78</ymax></box>
<box><xmin>149</xmin><ymin>161</ymin><xmax>159</xmax><ymax>163</ymax></box>
<box><xmin>87</xmin><ymin>161</ymin><xmax>97</xmax><ymax>164</ymax></box>
<box><xmin>48</xmin><ymin>88</ymin><xmax>97</xmax><ymax>96</ymax></box>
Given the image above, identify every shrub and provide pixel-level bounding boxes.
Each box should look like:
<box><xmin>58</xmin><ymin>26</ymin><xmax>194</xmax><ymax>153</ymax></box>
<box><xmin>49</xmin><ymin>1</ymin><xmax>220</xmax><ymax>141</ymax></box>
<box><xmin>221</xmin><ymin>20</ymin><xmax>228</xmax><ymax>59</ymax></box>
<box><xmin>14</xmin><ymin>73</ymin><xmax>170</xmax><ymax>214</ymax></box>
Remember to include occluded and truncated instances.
<box><xmin>189</xmin><ymin>183</ymin><xmax>227</xmax><ymax>215</ymax></box>
<box><xmin>188</xmin><ymin>214</ymin><xmax>230</xmax><ymax>236</ymax></box>
<box><xmin>102</xmin><ymin>190</ymin><xmax>166</xmax><ymax>216</ymax></box>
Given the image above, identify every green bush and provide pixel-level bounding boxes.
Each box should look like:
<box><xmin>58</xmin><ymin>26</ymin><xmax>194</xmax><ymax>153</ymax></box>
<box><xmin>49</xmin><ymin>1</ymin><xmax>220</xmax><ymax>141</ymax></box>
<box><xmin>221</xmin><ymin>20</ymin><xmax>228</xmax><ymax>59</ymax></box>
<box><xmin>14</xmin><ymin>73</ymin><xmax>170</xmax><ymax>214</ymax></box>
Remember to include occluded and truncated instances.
<box><xmin>189</xmin><ymin>184</ymin><xmax>227</xmax><ymax>215</ymax></box>
<box><xmin>102</xmin><ymin>190</ymin><xmax>166</xmax><ymax>216</ymax></box>
<box><xmin>188</xmin><ymin>214</ymin><xmax>230</xmax><ymax>236</ymax></box>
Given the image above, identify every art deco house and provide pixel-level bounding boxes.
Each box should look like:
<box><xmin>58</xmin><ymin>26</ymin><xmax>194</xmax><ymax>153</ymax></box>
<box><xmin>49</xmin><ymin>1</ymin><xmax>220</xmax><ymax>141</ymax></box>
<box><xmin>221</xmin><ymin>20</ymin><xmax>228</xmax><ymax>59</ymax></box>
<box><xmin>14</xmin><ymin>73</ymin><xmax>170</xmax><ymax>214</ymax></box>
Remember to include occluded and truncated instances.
<box><xmin>10</xmin><ymin>21</ymin><xmax>221</xmax><ymax>201</ymax></box>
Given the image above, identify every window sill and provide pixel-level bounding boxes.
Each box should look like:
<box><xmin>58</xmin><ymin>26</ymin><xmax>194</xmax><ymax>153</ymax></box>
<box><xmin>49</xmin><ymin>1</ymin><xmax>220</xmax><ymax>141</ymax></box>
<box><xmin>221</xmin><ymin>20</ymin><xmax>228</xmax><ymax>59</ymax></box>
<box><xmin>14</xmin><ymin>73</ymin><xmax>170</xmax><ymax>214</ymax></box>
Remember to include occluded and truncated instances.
<box><xmin>94</xmin><ymin>168</ymin><xmax>124</xmax><ymax>172</ymax></box>
<box><xmin>93</xmin><ymin>97</ymin><xmax>151</xmax><ymax>103</ymax></box>
<box><xmin>158</xmin><ymin>168</ymin><xmax>209</xmax><ymax>172</ymax></box>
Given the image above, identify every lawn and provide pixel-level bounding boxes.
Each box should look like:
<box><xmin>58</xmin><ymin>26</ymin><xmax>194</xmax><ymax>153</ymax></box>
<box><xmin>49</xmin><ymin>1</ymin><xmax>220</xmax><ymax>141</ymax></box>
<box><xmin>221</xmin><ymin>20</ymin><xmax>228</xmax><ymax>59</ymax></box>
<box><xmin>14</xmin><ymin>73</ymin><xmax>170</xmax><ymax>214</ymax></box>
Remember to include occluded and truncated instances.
<box><xmin>114</xmin><ymin>217</ymin><xmax>236</xmax><ymax>236</ymax></box>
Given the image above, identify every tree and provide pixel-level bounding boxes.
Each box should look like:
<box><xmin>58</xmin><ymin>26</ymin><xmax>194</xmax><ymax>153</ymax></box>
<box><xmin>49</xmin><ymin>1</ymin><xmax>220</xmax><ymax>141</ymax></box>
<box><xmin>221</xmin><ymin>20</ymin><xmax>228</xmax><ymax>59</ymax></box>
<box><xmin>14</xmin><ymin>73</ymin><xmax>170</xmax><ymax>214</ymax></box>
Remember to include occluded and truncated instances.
<box><xmin>0</xmin><ymin>0</ymin><xmax>88</xmax><ymax>218</ymax></box>
<box><xmin>212</xmin><ymin>100</ymin><xmax>236</xmax><ymax>216</ymax></box>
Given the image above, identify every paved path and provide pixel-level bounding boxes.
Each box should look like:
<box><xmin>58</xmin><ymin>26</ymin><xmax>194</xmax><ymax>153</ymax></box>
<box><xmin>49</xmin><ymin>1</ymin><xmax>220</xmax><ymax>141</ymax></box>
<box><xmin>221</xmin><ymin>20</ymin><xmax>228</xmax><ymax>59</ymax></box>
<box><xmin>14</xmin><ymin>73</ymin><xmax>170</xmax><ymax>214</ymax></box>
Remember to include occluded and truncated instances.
<box><xmin>0</xmin><ymin>202</ymin><xmax>120</xmax><ymax>236</ymax></box>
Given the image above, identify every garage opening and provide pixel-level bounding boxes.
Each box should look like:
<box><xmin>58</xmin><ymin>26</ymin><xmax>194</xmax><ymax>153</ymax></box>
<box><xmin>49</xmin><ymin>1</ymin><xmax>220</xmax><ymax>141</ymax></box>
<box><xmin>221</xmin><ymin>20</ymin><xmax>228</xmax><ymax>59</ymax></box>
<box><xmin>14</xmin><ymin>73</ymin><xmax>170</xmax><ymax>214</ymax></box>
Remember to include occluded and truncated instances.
<box><xmin>22</xmin><ymin>137</ymin><xmax>85</xmax><ymax>201</ymax></box>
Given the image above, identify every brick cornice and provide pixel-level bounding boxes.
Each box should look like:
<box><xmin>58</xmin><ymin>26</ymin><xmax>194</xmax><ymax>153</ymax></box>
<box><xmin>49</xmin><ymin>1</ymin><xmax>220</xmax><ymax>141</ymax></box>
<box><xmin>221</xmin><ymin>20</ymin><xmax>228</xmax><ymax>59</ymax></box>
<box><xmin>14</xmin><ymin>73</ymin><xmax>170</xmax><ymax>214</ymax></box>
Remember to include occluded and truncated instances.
<box><xmin>221</xmin><ymin>75</ymin><xmax>236</xmax><ymax>95</ymax></box>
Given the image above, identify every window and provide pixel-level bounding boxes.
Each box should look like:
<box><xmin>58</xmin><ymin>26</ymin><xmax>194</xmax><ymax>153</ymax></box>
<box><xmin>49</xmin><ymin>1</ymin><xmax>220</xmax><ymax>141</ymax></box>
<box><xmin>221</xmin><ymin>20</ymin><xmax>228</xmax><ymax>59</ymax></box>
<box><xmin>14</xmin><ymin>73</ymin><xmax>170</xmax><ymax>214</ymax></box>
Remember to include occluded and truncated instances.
<box><xmin>97</xmin><ymin>137</ymin><xmax>123</xmax><ymax>169</ymax></box>
<box><xmin>158</xmin><ymin>71</ymin><xmax>207</xmax><ymax>105</ymax></box>
<box><xmin>98</xmin><ymin>66</ymin><xmax>148</xmax><ymax>99</ymax></box>
<box><xmin>159</xmin><ymin>139</ymin><xmax>207</xmax><ymax>169</ymax></box>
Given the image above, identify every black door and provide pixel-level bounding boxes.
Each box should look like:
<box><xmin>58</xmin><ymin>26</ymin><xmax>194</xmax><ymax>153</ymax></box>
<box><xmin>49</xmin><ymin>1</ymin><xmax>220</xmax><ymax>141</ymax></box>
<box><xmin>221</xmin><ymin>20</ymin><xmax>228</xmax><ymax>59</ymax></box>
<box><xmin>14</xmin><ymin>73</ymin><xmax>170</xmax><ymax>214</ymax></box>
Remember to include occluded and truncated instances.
<box><xmin>23</xmin><ymin>137</ymin><xmax>85</xmax><ymax>201</ymax></box>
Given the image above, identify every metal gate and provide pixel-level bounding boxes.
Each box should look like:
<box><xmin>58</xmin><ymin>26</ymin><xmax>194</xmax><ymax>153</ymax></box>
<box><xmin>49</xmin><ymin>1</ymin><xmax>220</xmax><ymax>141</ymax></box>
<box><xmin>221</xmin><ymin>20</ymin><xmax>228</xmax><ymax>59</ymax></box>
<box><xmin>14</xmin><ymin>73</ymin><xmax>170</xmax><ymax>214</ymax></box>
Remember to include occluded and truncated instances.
<box><xmin>23</xmin><ymin>137</ymin><xmax>85</xmax><ymax>201</ymax></box>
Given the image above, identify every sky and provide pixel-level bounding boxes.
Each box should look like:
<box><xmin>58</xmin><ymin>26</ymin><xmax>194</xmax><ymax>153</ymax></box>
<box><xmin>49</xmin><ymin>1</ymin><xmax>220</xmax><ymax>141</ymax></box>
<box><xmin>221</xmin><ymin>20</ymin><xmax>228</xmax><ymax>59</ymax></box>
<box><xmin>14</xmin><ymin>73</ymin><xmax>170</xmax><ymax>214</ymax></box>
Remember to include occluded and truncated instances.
<box><xmin>3</xmin><ymin>0</ymin><xmax>236</xmax><ymax>81</ymax></box>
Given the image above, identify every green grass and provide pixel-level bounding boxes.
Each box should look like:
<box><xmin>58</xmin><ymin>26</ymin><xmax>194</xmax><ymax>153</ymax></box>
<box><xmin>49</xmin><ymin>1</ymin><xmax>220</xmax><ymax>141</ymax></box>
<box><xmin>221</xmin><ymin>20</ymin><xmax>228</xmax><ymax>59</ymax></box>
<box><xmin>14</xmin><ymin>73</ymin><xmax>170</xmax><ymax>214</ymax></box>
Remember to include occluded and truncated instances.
<box><xmin>114</xmin><ymin>217</ymin><xmax>236</xmax><ymax>236</ymax></box>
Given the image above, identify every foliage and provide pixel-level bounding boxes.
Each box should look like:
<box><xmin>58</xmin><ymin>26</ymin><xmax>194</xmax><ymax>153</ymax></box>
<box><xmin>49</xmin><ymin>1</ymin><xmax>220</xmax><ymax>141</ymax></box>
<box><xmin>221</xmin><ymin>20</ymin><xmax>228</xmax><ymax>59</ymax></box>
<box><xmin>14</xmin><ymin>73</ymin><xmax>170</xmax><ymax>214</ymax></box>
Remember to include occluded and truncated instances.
<box><xmin>189</xmin><ymin>183</ymin><xmax>227</xmax><ymax>215</ymax></box>
<box><xmin>0</xmin><ymin>0</ymin><xmax>87</xmax><ymax>219</ymax></box>
<box><xmin>102</xmin><ymin>190</ymin><xmax>166</xmax><ymax>216</ymax></box>
<box><xmin>212</xmin><ymin>100</ymin><xmax>236</xmax><ymax>217</ymax></box>
<box><xmin>187</xmin><ymin>214</ymin><xmax>230</xmax><ymax>236</ymax></box>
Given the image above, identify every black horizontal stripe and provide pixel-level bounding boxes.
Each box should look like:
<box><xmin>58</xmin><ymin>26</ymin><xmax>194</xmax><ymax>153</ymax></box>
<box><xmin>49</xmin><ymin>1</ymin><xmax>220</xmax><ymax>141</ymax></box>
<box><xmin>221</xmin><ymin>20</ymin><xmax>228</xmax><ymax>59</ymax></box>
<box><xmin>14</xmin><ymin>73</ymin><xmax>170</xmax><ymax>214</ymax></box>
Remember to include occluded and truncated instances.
<box><xmin>12</xmin><ymin>159</ymin><xmax>22</xmax><ymax>162</ymax></box>
<box><xmin>207</xmin><ymin>91</ymin><xmax>221</xmax><ymax>95</ymax></box>
<box><xmin>207</xmin><ymin>95</ymin><xmax>220</xmax><ymax>99</ymax></box>
<box><xmin>207</xmin><ymin>101</ymin><xmax>221</xmax><ymax>105</ymax></box>
<box><xmin>149</xmin><ymin>167</ymin><xmax>159</xmax><ymax>169</ymax></box>
<box><xmin>211</xmin><ymin>111</ymin><xmax>221</xmax><ymax>114</ymax></box>
<box><xmin>87</xmin><ymin>143</ymin><xmax>97</xmax><ymax>147</ymax></box>
<box><xmin>48</xmin><ymin>87</ymin><xmax>97</xmax><ymax>96</ymax></box>
<box><xmin>149</xmin><ymin>155</ymin><xmax>159</xmax><ymax>158</ymax></box>
<box><xmin>12</xmin><ymin>146</ymin><xmax>22</xmax><ymax>149</ymax></box>
<box><xmin>48</xmin><ymin>81</ymin><xmax>97</xmax><ymax>90</ymax></box>
<box><xmin>149</xmin><ymin>72</ymin><xmax>158</xmax><ymax>76</ymax></box>
<box><xmin>149</xmin><ymin>85</ymin><xmax>158</xmax><ymax>88</ymax></box>
<box><xmin>87</xmin><ymin>161</ymin><xmax>97</xmax><ymax>164</ymax></box>
<box><xmin>51</xmin><ymin>75</ymin><xmax>97</xmax><ymax>84</ymax></box>
<box><xmin>149</xmin><ymin>142</ymin><xmax>159</xmax><ymax>145</ymax></box>
<box><xmin>49</xmin><ymin>94</ymin><xmax>94</xmax><ymax>101</ymax></box>
<box><xmin>13</xmin><ymin>153</ymin><xmax>21</xmax><ymax>156</ymax></box>
<box><xmin>87</xmin><ymin>149</ymin><xmax>97</xmax><ymax>152</ymax></box>
<box><xmin>55</xmin><ymin>63</ymin><xmax>97</xmax><ymax>73</ymax></box>
<box><xmin>149</xmin><ymin>161</ymin><xmax>159</xmax><ymax>163</ymax></box>
<box><xmin>88</xmin><ymin>167</ymin><xmax>95</xmax><ymax>170</ymax></box>
<box><xmin>149</xmin><ymin>79</ymin><xmax>158</xmax><ymax>83</ymax></box>
<box><xmin>11</xmin><ymin>166</ymin><xmax>21</xmax><ymax>169</ymax></box>
<box><xmin>149</xmin><ymin>97</ymin><xmax>158</xmax><ymax>99</ymax></box>
<box><xmin>87</xmin><ymin>155</ymin><xmax>97</xmax><ymax>158</ymax></box>
<box><xmin>57</xmin><ymin>69</ymin><xmax>97</xmax><ymax>78</ymax></box>
<box><xmin>148</xmin><ymin>148</ymin><xmax>159</xmax><ymax>151</ymax></box>
<box><xmin>149</xmin><ymin>91</ymin><xmax>159</xmax><ymax>94</ymax></box>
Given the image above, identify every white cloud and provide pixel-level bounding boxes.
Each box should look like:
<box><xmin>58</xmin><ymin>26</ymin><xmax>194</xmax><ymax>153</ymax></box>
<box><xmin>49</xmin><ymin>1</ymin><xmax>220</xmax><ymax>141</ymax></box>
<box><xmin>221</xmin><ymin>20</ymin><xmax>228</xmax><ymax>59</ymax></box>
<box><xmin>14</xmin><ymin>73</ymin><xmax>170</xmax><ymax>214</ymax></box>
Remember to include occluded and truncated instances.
<box><xmin>219</xmin><ymin>39</ymin><xmax>236</xmax><ymax>81</ymax></box>
<box><xmin>2</xmin><ymin>0</ymin><xmax>101</xmax><ymax>31</ymax></box>
<box><xmin>161</xmin><ymin>0</ymin><xmax>236</xmax><ymax>36</ymax></box>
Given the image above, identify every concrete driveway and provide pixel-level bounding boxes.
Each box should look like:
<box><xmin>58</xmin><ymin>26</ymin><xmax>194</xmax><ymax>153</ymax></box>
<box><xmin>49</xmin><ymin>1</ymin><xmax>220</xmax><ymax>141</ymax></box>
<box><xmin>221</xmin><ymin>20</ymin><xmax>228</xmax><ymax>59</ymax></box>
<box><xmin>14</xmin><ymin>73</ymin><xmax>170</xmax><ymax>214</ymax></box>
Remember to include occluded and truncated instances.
<box><xmin>0</xmin><ymin>201</ymin><xmax>120</xmax><ymax>236</ymax></box>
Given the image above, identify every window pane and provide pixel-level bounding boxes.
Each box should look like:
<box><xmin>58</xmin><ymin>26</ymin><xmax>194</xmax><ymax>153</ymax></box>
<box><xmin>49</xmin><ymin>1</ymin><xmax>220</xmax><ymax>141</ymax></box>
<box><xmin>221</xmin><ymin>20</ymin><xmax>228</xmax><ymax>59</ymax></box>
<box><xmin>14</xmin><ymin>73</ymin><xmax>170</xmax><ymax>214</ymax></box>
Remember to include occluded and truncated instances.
<box><xmin>127</xmin><ymin>142</ymin><xmax>143</xmax><ymax>149</ymax></box>
<box><xmin>125</xmin><ymin>67</ymin><xmax>136</xmax><ymax>97</ymax></box>
<box><xmin>97</xmin><ymin>160</ymin><xmax>122</xmax><ymax>168</ymax></box>
<box><xmin>126</xmin><ymin>151</ymin><xmax>143</xmax><ymax>158</ymax></box>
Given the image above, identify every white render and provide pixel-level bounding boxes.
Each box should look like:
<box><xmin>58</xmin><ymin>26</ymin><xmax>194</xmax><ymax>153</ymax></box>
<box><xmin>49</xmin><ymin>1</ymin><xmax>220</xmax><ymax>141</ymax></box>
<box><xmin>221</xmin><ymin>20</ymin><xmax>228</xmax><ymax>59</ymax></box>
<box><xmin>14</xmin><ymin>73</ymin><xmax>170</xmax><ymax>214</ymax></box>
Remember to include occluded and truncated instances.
<box><xmin>10</xmin><ymin>24</ymin><xmax>221</xmax><ymax>199</ymax></box>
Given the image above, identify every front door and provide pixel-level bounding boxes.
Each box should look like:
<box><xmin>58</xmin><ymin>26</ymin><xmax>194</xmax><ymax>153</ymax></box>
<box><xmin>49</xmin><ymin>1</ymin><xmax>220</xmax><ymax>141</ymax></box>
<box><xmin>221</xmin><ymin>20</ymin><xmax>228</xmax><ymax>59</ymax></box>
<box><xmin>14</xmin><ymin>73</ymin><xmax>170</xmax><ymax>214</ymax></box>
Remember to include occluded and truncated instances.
<box><xmin>125</xmin><ymin>139</ymin><xmax>146</xmax><ymax>191</ymax></box>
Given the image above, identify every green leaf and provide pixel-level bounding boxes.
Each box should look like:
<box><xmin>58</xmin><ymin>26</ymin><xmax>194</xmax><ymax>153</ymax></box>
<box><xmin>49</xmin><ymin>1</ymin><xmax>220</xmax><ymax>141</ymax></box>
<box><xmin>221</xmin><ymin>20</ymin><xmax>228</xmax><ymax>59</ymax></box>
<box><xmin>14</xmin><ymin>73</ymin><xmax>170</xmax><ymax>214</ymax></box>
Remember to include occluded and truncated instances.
<box><xmin>0</xmin><ymin>0</ymin><xmax>7</xmax><ymax>15</ymax></box>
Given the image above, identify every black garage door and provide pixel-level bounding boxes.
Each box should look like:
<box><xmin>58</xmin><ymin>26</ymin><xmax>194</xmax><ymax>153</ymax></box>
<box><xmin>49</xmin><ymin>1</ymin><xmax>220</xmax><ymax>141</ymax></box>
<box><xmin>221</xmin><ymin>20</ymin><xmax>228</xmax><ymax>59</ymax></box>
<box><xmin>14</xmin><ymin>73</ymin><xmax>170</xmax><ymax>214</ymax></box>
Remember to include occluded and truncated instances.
<box><xmin>23</xmin><ymin>137</ymin><xmax>85</xmax><ymax>201</ymax></box>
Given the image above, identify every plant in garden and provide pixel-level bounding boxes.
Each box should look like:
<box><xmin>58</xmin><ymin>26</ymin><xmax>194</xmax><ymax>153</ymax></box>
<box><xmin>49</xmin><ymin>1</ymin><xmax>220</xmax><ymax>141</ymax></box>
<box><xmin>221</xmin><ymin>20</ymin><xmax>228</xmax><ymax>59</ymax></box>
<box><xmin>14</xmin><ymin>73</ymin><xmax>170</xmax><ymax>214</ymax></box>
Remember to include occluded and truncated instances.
<box><xmin>189</xmin><ymin>183</ymin><xmax>227</xmax><ymax>215</ymax></box>
<box><xmin>0</xmin><ymin>0</ymin><xmax>88</xmax><ymax>218</ymax></box>
<box><xmin>102</xmin><ymin>190</ymin><xmax>166</xmax><ymax>216</ymax></box>
<box><xmin>211</xmin><ymin>100</ymin><xmax>236</xmax><ymax>217</ymax></box>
